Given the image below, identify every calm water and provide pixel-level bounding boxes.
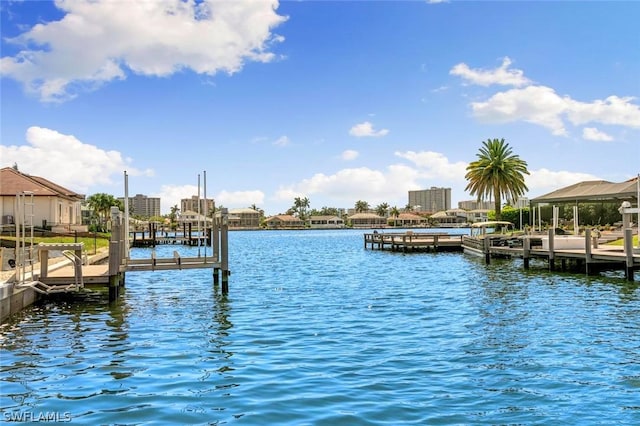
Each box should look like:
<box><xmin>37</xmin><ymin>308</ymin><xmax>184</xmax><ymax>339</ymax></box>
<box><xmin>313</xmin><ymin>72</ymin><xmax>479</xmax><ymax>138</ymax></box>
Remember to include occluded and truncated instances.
<box><xmin>2</xmin><ymin>229</ymin><xmax>640</xmax><ymax>425</ymax></box>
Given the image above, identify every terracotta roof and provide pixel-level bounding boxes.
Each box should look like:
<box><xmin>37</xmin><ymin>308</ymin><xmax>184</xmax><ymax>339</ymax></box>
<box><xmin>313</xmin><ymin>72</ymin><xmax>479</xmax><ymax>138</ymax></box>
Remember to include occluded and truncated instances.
<box><xmin>0</xmin><ymin>167</ymin><xmax>84</xmax><ymax>200</ymax></box>
<box><xmin>531</xmin><ymin>178</ymin><xmax>639</xmax><ymax>204</ymax></box>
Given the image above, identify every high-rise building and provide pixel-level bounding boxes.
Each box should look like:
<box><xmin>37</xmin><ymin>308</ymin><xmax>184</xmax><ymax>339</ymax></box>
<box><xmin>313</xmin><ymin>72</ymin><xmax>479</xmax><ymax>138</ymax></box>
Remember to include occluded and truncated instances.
<box><xmin>181</xmin><ymin>196</ymin><xmax>215</xmax><ymax>216</ymax></box>
<box><xmin>119</xmin><ymin>194</ymin><xmax>161</xmax><ymax>218</ymax></box>
<box><xmin>458</xmin><ymin>200</ymin><xmax>494</xmax><ymax>210</ymax></box>
<box><xmin>408</xmin><ymin>187</ymin><xmax>451</xmax><ymax>213</ymax></box>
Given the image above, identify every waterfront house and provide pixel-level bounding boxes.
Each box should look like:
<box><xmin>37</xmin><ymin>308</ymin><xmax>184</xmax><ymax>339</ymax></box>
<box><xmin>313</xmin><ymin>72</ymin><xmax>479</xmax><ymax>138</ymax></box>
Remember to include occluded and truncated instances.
<box><xmin>308</xmin><ymin>215</ymin><xmax>345</xmax><ymax>229</ymax></box>
<box><xmin>387</xmin><ymin>213</ymin><xmax>427</xmax><ymax>227</ymax></box>
<box><xmin>0</xmin><ymin>167</ymin><xmax>85</xmax><ymax>231</ymax></box>
<box><xmin>430</xmin><ymin>209</ymin><xmax>468</xmax><ymax>227</ymax></box>
<box><xmin>228</xmin><ymin>208</ymin><xmax>261</xmax><ymax>229</ymax></box>
<box><xmin>264</xmin><ymin>215</ymin><xmax>305</xmax><ymax>229</ymax></box>
<box><xmin>178</xmin><ymin>210</ymin><xmax>211</xmax><ymax>227</ymax></box>
<box><xmin>467</xmin><ymin>209</ymin><xmax>490</xmax><ymax>224</ymax></box>
<box><xmin>348</xmin><ymin>212</ymin><xmax>387</xmax><ymax>228</ymax></box>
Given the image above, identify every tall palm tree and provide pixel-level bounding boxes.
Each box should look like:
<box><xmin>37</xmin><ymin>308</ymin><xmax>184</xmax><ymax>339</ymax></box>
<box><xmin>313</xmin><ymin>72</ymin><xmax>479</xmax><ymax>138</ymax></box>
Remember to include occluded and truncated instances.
<box><xmin>355</xmin><ymin>200</ymin><xmax>370</xmax><ymax>213</ymax></box>
<box><xmin>465</xmin><ymin>138</ymin><xmax>529</xmax><ymax>220</ymax></box>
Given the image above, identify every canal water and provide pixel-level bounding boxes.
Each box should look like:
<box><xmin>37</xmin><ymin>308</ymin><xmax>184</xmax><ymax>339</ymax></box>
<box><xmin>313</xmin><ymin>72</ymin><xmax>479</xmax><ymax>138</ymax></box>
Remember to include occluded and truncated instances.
<box><xmin>2</xmin><ymin>229</ymin><xmax>640</xmax><ymax>425</ymax></box>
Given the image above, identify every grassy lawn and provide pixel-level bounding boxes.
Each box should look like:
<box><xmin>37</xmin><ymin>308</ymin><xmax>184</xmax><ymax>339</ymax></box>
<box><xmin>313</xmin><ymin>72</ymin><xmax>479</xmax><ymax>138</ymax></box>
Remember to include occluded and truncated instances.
<box><xmin>607</xmin><ymin>235</ymin><xmax>639</xmax><ymax>246</ymax></box>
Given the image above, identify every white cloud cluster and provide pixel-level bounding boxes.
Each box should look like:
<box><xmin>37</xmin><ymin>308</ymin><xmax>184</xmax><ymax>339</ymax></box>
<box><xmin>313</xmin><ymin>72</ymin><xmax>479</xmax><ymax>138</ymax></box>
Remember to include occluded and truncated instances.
<box><xmin>452</xmin><ymin>57</ymin><xmax>640</xmax><ymax>139</ymax></box>
<box><xmin>0</xmin><ymin>126</ymin><xmax>153</xmax><ymax>193</ymax></box>
<box><xmin>1</xmin><ymin>0</ymin><xmax>287</xmax><ymax>102</ymax></box>
<box><xmin>394</xmin><ymin>150</ymin><xmax>468</xmax><ymax>181</ymax></box>
<box><xmin>349</xmin><ymin>121</ymin><xmax>389</xmax><ymax>137</ymax></box>
<box><xmin>450</xmin><ymin>57</ymin><xmax>531</xmax><ymax>87</ymax></box>
<box><xmin>274</xmin><ymin>164</ymin><xmax>421</xmax><ymax>209</ymax></box>
<box><xmin>582</xmin><ymin>127</ymin><xmax>613</xmax><ymax>142</ymax></box>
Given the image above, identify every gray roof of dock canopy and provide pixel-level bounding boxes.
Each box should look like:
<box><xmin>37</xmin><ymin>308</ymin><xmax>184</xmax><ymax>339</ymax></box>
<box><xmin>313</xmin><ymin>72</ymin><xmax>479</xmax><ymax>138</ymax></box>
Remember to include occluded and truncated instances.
<box><xmin>531</xmin><ymin>177</ymin><xmax>639</xmax><ymax>204</ymax></box>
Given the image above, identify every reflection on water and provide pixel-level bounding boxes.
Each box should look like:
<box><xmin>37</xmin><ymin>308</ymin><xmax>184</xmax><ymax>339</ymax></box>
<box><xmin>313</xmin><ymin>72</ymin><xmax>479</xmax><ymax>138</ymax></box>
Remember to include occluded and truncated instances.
<box><xmin>1</xmin><ymin>229</ymin><xmax>640</xmax><ymax>425</ymax></box>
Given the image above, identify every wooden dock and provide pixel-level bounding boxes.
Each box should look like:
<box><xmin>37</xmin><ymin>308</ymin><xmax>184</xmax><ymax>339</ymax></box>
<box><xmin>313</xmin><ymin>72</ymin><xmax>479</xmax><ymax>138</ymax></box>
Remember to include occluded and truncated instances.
<box><xmin>364</xmin><ymin>231</ymin><xmax>464</xmax><ymax>252</ymax></box>
<box><xmin>18</xmin><ymin>208</ymin><xmax>231</xmax><ymax>300</ymax></box>
<box><xmin>365</xmin><ymin>228</ymin><xmax>639</xmax><ymax>281</ymax></box>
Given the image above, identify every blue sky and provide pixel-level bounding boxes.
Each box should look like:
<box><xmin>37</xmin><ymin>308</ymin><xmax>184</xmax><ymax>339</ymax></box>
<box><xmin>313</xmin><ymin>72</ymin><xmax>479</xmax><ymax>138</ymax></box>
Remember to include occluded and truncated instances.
<box><xmin>1</xmin><ymin>0</ymin><xmax>639</xmax><ymax>215</ymax></box>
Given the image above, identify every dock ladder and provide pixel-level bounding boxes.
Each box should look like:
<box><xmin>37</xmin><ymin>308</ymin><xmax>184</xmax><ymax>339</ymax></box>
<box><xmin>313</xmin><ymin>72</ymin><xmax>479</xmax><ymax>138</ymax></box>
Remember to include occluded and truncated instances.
<box><xmin>15</xmin><ymin>191</ymin><xmax>35</xmax><ymax>284</ymax></box>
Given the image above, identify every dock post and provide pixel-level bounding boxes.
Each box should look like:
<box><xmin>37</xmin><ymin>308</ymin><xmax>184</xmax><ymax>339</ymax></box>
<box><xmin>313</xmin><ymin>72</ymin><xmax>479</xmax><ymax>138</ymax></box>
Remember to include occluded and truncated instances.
<box><xmin>584</xmin><ymin>228</ymin><xmax>594</xmax><ymax>276</ymax></box>
<box><xmin>523</xmin><ymin>237</ymin><xmax>530</xmax><ymax>269</ymax></box>
<box><xmin>108</xmin><ymin>241</ymin><xmax>120</xmax><ymax>301</ymax></box>
<box><xmin>221</xmin><ymin>208</ymin><xmax>229</xmax><ymax>293</ymax></box>
<box><xmin>109</xmin><ymin>207</ymin><xmax>125</xmax><ymax>300</ymax></box>
<box><xmin>548</xmin><ymin>228</ymin><xmax>555</xmax><ymax>271</ymax></box>
<box><xmin>483</xmin><ymin>236</ymin><xmax>490</xmax><ymax>264</ymax></box>
<box><xmin>624</xmin><ymin>228</ymin><xmax>634</xmax><ymax>281</ymax></box>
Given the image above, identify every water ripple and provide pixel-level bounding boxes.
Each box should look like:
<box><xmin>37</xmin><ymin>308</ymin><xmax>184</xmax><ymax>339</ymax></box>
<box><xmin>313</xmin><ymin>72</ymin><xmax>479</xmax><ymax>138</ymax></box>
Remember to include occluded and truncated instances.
<box><xmin>2</xmin><ymin>229</ymin><xmax>640</xmax><ymax>424</ymax></box>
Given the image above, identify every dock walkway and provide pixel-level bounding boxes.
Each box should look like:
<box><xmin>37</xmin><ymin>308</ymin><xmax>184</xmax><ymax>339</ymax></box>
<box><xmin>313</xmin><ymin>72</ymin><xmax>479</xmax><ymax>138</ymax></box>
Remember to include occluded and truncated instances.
<box><xmin>364</xmin><ymin>232</ymin><xmax>464</xmax><ymax>252</ymax></box>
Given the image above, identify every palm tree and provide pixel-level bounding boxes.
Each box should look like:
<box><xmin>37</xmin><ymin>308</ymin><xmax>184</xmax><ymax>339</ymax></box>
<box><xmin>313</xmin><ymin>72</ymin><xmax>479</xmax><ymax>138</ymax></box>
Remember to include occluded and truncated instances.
<box><xmin>86</xmin><ymin>193</ymin><xmax>122</xmax><ymax>231</ymax></box>
<box><xmin>355</xmin><ymin>200</ymin><xmax>370</xmax><ymax>213</ymax></box>
<box><xmin>375</xmin><ymin>202</ymin><xmax>389</xmax><ymax>218</ymax></box>
<box><xmin>390</xmin><ymin>206</ymin><xmax>400</xmax><ymax>227</ymax></box>
<box><xmin>465</xmin><ymin>138</ymin><xmax>529</xmax><ymax>221</ymax></box>
<box><xmin>292</xmin><ymin>196</ymin><xmax>311</xmax><ymax>220</ymax></box>
<box><xmin>169</xmin><ymin>205</ymin><xmax>180</xmax><ymax>230</ymax></box>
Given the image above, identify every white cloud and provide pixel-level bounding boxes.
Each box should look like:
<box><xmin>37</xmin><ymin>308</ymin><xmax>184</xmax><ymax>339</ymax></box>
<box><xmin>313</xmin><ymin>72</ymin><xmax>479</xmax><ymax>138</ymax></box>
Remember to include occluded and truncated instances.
<box><xmin>394</xmin><ymin>150</ymin><xmax>468</xmax><ymax>181</ymax></box>
<box><xmin>273</xmin><ymin>136</ymin><xmax>290</xmax><ymax>147</ymax></box>
<box><xmin>582</xmin><ymin>127</ymin><xmax>614</xmax><ymax>142</ymax></box>
<box><xmin>453</xmin><ymin>58</ymin><xmax>640</xmax><ymax>136</ymax></box>
<box><xmin>273</xmin><ymin>150</ymin><xmax>469</xmax><ymax>210</ymax></box>
<box><xmin>471</xmin><ymin>85</ymin><xmax>569</xmax><ymax>135</ymax></box>
<box><xmin>216</xmin><ymin>189</ymin><xmax>265</xmax><ymax>208</ymax></box>
<box><xmin>450</xmin><ymin>57</ymin><xmax>531</xmax><ymax>87</ymax></box>
<box><xmin>341</xmin><ymin>150</ymin><xmax>359</xmax><ymax>160</ymax></box>
<box><xmin>274</xmin><ymin>165</ymin><xmax>421</xmax><ymax>209</ymax></box>
<box><xmin>526</xmin><ymin>168</ymin><xmax>600</xmax><ymax>196</ymax></box>
<box><xmin>567</xmin><ymin>96</ymin><xmax>640</xmax><ymax>128</ymax></box>
<box><xmin>349</xmin><ymin>121</ymin><xmax>389</xmax><ymax>137</ymax></box>
<box><xmin>1</xmin><ymin>0</ymin><xmax>288</xmax><ymax>102</ymax></box>
<box><xmin>153</xmin><ymin>184</ymin><xmax>198</xmax><ymax>215</ymax></box>
<box><xmin>0</xmin><ymin>126</ymin><xmax>153</xmax><ymax>193</ymax></box>
<box><xmin>470</xmin><ymin>85</ymin><xmax>640</xmax><ymax>136</ymax></box>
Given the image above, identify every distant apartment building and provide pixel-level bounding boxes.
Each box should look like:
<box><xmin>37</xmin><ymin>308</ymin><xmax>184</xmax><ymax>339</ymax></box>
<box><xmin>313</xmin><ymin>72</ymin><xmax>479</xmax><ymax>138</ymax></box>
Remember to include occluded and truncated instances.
<box><xmin>181</xmin><ymin>196</ymin><xmax>215</xmax><ymax>217</ymax></box>
<box><xmin>119</xmin><ymin>194</ymin><xmax>161</xmax><ymax>218</ymax></box>
<box><xmin>408</xmin><ymin>187</ymin><xmax>451</xmax><ymax>213</ymax></box>
<box><xmin>458</xmin><ymin>200</ymin><xmax>494</xmax><ymax>210</ymax></box>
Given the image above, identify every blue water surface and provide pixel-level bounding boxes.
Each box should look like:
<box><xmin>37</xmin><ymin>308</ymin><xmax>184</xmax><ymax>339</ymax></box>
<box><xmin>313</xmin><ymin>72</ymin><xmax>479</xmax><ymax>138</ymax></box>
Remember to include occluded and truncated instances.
<box><xmin>1</xmin><ymin>229</ymin><xmax>640</xmax><ymax>425</ymax></box>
